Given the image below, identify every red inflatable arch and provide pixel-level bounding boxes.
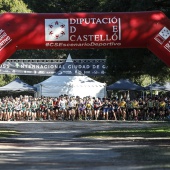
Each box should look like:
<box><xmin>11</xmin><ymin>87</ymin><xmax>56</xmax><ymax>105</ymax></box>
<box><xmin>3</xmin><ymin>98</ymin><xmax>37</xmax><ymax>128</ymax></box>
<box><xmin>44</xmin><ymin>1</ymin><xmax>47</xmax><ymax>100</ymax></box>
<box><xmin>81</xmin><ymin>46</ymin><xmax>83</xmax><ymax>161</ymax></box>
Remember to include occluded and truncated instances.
<box><xmin>0</xmin><ymin>11</ymin><xmax>170</xmax><ymax>65</ymax></box>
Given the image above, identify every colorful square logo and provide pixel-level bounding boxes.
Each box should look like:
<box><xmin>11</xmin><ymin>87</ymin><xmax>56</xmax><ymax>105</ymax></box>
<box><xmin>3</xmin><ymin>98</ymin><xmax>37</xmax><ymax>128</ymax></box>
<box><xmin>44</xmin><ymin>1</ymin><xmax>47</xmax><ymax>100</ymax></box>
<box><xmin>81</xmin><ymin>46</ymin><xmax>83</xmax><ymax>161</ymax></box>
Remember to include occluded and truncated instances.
<box><xmin>45</xmin><ymin>19</ymin><xmax>69</xmax><ymax>41</ymax></box>
<box><xmin>154</xmin><ymin>27</ymin><xmax>170</xmax><ymax>45</ymax></box>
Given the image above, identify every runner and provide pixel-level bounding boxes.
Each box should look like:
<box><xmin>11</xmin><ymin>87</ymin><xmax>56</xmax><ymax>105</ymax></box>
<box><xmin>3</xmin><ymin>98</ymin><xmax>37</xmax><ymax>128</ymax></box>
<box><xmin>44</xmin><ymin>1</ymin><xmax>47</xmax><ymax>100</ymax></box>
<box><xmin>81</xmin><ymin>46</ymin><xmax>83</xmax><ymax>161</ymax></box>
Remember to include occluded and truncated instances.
<box><xmin>126</xmin><ymin>99</ymin><xmax>133</xmax><ymax>120</ymax></box>
<box><xmin>102</xmin><ymin>98</ymin><xmax>110</xmax><ymax>120</ymax></box>
<box><xmin>147</xmin><ymin>98</ymin><xmax>155</xmax><ymax>120</ymax></box>
<box><xmin>40</xmin><ymin>99</ymin><xmax>48</xmax><ymax>120</ymax></box>
<box><xmin>30</xmin><ymin>100</ymin><xmax>37</xmax><ymax>121</ymax></box>
<box><xmin>111</xmin><ymin>99</ymin><xmax>118</xmax><ymax>121</ymax></box>
<box><xmin>47</xmin><ymin>98</ymin><xmax>54</xmax><ymax>120</ymax></box>
<box><xmin>119</xmin><ymin>98</ymin><xmax>126</xmax><ymax>121</ymax></box>
<box><xmin>1</xmin><ymin>99</ymin><xmax>7</xmax><ymax>121</ymax></box>
<box><xmin>132</xmin><ymin>99</ymin><xmax>139</xmax><ymax>121</ymax></box>
<box><xmin>14</xmin><ymin>100</ymin><xmax>22</xmax><ymax>120</ymax></box>
<box><xmin>53</xmin><ymin>97</ymin><xmax>60</xmax><ymax>120</ymax></box>
<box><xmin>85</xmin><ymin>99</ymin><xmax>93</xmax><ymax>120</ymax></box>
<box><xmin>67</xmin><ymin>97</ymin><xmax>77</xmax><ymax>121</ymax></box>
<box><xmin>93</xmin><ymin>98</ymin><xmax>102</xmax><ymax>120</ymax></box>
<box><xmin>77</xmin><ymin>98</ymin><xmax>86</xmax><ymax>120</ymax></box>
<box><xmin>159</xmin><ymin>99</ymin><xmax>166</xmax><ymax>120</ymax></box>
<box><xmin>58</xmin><ymin>96</ymin><xmax>67</xmax><ymax>120</ymax></box>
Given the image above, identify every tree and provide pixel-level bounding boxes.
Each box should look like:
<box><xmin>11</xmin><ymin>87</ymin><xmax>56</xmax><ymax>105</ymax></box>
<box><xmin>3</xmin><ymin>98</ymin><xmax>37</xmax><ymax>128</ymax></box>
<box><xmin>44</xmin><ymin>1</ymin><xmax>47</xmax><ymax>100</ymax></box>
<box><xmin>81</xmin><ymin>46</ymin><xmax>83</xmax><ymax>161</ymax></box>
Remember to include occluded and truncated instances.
<box><xmin>0</xmin><ymin>0</ymin><xmax>31</xmax><ymax>86</ymax></box>
<box><xmin>0</xmin><ymin>0</ymin><xmax>31</xmax><ymax>13</ymax></box>
<box><xmin>106</xmin><ymin>48</ymin><xmax>170</xmax><ymax>84</ymax></box>
<box><xmin>24</xmin><ymin>0</ymin><xmax>99</xmax><ymax>13</ymax></box>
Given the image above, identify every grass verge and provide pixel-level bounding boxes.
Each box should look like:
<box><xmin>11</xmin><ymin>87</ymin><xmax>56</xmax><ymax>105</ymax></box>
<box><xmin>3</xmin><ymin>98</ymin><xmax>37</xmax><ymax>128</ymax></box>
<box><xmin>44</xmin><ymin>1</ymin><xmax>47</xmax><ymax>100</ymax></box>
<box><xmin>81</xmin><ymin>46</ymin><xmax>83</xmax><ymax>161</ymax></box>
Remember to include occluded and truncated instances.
<box><xmin>80</xmin><ymin>122</ymin><xmax>170</xmax><ymax>138</ymax></box>
<box><xmin>0</xmin><ymin>129</ymin><xmax>20</xmax><ymax>138</ymax></box>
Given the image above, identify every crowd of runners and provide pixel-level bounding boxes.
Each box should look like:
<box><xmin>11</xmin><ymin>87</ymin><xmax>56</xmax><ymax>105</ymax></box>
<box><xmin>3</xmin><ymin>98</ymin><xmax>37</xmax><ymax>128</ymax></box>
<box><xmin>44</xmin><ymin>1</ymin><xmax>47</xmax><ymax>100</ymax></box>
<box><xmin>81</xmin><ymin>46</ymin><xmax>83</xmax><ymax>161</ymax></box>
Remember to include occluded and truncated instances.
<box><xmin>0</xmin><ymin>94</ymin><xmax>170</xmax><ymax>121</ymax></box>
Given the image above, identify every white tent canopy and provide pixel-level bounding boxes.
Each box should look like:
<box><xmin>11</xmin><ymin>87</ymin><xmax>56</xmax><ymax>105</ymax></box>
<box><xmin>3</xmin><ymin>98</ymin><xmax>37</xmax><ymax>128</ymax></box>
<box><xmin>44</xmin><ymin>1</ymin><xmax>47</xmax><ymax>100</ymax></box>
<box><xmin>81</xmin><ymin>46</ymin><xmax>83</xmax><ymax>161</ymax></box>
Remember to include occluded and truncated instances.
<box><xmin>163</xmin><ymin>82</ymin><xmax>170</xmax><ymax>91</ymax></box>
<box><xmin>0</xmin><ymin>78</ymin><xmax>36</xmax><ymax>92</ymax></box>
<box><xmin>35</xmin><ymin>54</ymin><xmax>106</xmax><ymax>98</ymax></box>
<box><xmin>107</xmin><ymin>79</ymin><xmax>144</xmax><ymax>91</ymax></box>
<box><xmin>145</xmin><ymin>82</ymin><xmax>170</xmax><ymax>91</ymax></box>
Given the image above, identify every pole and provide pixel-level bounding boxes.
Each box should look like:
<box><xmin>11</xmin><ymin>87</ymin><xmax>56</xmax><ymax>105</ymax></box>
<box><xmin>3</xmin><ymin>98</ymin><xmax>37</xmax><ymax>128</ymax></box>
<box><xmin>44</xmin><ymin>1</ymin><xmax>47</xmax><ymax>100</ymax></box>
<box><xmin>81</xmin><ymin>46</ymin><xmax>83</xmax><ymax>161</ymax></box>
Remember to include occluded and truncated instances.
<box><xmin>151</xmin><ymin>75</ymin><xmax>153</xmax><ymax>98</ymax></box>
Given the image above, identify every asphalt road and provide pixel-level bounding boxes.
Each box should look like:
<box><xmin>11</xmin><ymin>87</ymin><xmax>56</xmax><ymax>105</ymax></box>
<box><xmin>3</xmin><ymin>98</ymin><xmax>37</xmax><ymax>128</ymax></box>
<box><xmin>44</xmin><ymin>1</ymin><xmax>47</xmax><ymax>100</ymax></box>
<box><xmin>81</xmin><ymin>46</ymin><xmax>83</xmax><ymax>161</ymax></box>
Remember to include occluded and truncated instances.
<box><xmin>0</xmin><ymin>121</ymin><xmax>169</xmax><ymax>170</ymax></box>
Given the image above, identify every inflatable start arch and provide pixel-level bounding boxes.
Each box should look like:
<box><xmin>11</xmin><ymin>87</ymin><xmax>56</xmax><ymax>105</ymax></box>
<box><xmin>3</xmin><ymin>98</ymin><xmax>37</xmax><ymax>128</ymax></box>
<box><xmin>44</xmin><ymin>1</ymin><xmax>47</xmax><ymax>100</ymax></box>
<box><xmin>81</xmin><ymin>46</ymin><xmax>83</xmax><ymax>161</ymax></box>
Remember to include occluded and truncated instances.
<box><xmin>0</xmin><ymin>11</ymin><xmax>170</xmax><ymax>65</ymax></box>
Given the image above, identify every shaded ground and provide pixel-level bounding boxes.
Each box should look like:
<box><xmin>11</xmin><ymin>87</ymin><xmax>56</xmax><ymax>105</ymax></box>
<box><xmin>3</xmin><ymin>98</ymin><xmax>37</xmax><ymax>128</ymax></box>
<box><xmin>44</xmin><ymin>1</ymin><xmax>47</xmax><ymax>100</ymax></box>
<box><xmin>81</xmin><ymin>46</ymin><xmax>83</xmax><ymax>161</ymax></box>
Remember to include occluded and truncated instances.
<box><xmin>0</xmin><ymin>121</ymin><xmax>169</xmax><ymax>170</ymax></box>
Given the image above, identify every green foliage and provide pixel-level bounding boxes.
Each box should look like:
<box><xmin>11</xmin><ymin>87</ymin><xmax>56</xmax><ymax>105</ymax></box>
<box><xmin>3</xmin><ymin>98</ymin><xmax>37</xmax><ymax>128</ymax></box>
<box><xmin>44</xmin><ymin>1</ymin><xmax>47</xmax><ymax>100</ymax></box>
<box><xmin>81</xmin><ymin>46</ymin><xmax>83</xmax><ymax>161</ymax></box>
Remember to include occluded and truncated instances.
<box><xmin>0</xmin><ymin>129</ymin><xmax>19</xmax><ymax>137</ymax></box>
<box><xmin>0</xmin><ymin>0</ymin><xmax>31</xmax><ymax>87</ymax></box>
<box><xmin>154</xmin><ymin>0</ymin><xmax>170</xmax><ymax>17</ymax></box>
<box><xmin>0</xmin><ymin>0</ymin><xmax>31</xmax><ymax>13</ymax></box>
<box><xmin>24</xmin><ymin>0</ymin><xmax>99</xmax><ymax>13</ymax></box>
<box><xmin>0</xmin><ymin>74</ymin><xmax>16</xmax><ymax>86</ymax></box>
<box><xmin>106</xmin><ymin>48</ymin><xmax>170</xmax><ymax>83</ymax></box>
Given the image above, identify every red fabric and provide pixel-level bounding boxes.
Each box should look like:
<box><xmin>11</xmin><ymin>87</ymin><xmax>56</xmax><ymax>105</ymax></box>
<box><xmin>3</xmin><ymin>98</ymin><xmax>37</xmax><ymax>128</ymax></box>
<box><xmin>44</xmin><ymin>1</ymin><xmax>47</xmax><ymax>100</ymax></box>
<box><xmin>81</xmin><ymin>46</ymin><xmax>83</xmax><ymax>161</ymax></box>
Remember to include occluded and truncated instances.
<box><xmin>0</xmin><ymin>11</ymin><xmax>169</xmax><ymax>65</ymax></box>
